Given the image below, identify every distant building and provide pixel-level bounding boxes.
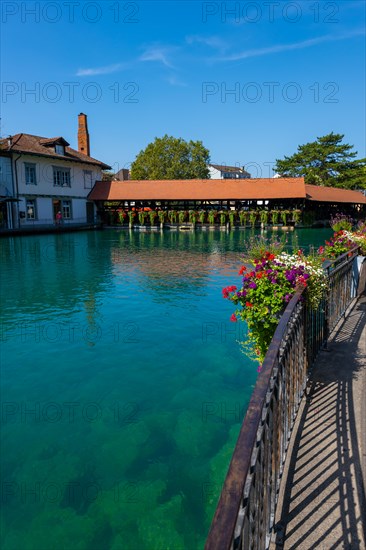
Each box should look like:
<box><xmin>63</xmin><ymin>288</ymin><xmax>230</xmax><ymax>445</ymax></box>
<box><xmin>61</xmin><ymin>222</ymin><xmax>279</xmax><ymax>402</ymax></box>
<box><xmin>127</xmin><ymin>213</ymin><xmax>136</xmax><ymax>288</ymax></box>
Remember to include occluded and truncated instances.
<box><xmin>113</xmin><ymin>168</ymin><xmax>130</xmax><ymax>181</ymax></box>
<box><xmin>0</xmin><ymin>114</ymin><xmax>110</xmax><ymax>229</ymax></box>
<box><xmin>208</xmin><ymin>164</ymin><xmax>251</xmax><ymax>179</ymax></box>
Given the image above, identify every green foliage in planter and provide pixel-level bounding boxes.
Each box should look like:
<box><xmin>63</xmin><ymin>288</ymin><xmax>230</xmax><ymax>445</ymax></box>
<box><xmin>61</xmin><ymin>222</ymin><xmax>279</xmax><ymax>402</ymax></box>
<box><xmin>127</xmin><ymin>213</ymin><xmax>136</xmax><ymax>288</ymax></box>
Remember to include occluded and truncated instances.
<box><xmin>178</xmin><ymin>211</ymin><xmax>186</xmax><ymax>223</ymax></box>
<box><xmin>330</xmin><ymin>213</ymin><xmax>353</xmax><ymax>232</ymax></box>
<box><xmin>228</xmin><ymin>211</ymin><xmax>236</xmax><ymax>225</ymax></box>
<box><xmin>292</xmin><ymin>209</ymin><xmax>301</xmax><ymax>223</ymax></box>
<box><xmin>239</xmin><ymin>210</ymin><xmax>249</xmax><ymax>226</ymax></box>
<box><xmin>208</xmin><ymin>210</ymin><xmax>216</xmax><ymax>224</ymax></box>
<box><xmin>249</xmin><ymin>211</ymin><xmax>257</xmax><ymax>227</ymax></box>
<box><xmin>127</xmin><ymin>211</ymin><xmax>135</xmax><ymax>224</ymax></box>
<box><xmin>198</xmin><ymin>210</ymin><xmax>206</xmax><ymax>223</ymax></box>
<box><xmin>168</xmin><ymin>210</ymin><xmax>177</xmax><ymax>223</ymax></box>
<box><xmin>149</xmin><ymin>210</ymin><xmax>157</xmax><ymax>224</ymax></box>
<box><xmin>259</xmin><ymin>210</ymin><xmax>268</xmax><ymax>224</ymax></box>
<box><xmin>281</xmin><ymin>210</ymin><xmax>289</xmax><ymax>225</ymax></box>
<box><xmin>118</xmin><ymin>212</ymin><xmax>126</xmax><ymax>225</ymax></box>
<box><xmin>158</xmin><ymin>211</ymin><xmax>166</xmax><ymax>223</ymax></box>
<box><xmin>138</xmin><ymin>211</ymin><xmax>146</xmax><ymax>225</ymax></box>
<box><xmin>189</xmin><ymin>210</ymin><xmax>198</xmax><ymax>223</ymax></box>
<box><xmin>223</xmin><ymin>249</ymin><xmax>328</xmax><ymax>365</ymax></box>
<box><xmin>220</xmin><ymin>211</ymin><xmax>227</xmax><ymax>225</ymax></box>
<box><xmin>244</xmin><ymin>234</ymin><xmax>287</xmax><ymax>261</ymax></box>
<box><xmin>271</xmin><ymin>210</ymin><xmax>279</xmax><ymax>224</ymax></box>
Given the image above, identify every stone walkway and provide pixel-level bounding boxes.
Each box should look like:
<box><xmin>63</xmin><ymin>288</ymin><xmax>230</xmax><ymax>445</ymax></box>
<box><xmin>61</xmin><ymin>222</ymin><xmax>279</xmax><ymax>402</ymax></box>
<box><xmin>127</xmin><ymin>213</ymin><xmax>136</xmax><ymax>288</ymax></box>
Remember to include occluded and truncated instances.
<box><xmin>272</xmin><ymin>294</ymin><xmax>366</xmax><ymax>550</ymax></box>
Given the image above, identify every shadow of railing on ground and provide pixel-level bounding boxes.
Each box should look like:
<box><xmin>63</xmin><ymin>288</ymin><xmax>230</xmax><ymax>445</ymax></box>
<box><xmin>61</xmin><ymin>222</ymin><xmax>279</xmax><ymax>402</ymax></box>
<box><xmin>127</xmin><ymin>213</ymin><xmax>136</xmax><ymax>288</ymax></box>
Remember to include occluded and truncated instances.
<box><xmin>274</xmin><ymin>296</ymin><xmax>366</xmax><ymax>549</ymax></box>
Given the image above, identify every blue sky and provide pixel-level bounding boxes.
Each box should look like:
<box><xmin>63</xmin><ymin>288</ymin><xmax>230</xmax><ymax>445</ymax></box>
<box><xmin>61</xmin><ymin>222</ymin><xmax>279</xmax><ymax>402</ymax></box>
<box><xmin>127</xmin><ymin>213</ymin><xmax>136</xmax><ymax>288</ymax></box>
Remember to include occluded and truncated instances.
<box><xmin>1</xmin><ymin>0</ymin><xmax>365</xmax><ymax>175</ymax></box>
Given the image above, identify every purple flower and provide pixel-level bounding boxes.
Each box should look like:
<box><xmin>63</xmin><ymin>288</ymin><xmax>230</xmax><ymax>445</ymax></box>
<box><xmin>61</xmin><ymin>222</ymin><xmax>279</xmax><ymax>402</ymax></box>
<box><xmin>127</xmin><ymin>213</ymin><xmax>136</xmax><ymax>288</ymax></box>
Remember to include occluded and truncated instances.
<box><xmin>248</xmin><ymin>282</ymin><xmax>257</xmax><ymax>289</ymax></box>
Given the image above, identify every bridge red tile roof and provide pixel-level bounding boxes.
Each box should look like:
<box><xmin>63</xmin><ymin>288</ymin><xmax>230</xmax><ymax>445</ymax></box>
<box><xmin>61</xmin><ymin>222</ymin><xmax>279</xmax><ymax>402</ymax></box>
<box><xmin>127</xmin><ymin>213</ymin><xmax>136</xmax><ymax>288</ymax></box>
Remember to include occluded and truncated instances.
<box><xmin>88</xmin><ymin>178</ymin><xmax>366</xmax><ymax>204</ymax></box>
<box><xmin>305</xmin><ymin>184</ymin><xmax>366</xmax><ymax>203</ymax></box>
<box><xmin>89</xmin><ymin>178</ymin><xmax>307</xmax><ymax>201</ymax></box>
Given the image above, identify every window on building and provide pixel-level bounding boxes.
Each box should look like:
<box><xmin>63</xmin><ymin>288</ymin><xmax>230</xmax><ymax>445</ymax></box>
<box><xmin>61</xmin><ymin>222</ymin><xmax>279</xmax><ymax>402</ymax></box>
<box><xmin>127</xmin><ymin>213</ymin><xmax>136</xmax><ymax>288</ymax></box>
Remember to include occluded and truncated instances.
<box><xmin>84</xmin><ymin>170</ymin><xmax>93</xmax><ymax>189</ymax></box>
<box><xmin>62</xmin><ymin>200</ymin><xmax>72</xmax><ymax>219</ymax></box>
<box><xmin>53</xmin><ymin>167</ymin><xmax>71</xmax><ymax>187</ymax></box>
<box><xmin>26</xmin><ymin>199</ymin><xmax>36</xmax><ymax>220</ymax></box>
<box><xmin>25</xmin><ymin>163</ymin><xmax>37</xmax><ymax>185</ymax></box>
<box><xmin>55</xmin><ymin>144</ymin><xmax>65</xmax><ymax>155</ymax></box>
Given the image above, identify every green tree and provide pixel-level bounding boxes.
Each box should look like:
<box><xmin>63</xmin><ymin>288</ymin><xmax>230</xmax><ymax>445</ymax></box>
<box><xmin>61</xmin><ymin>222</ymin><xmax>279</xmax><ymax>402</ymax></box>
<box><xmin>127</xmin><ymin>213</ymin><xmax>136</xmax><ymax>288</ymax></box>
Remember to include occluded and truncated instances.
<box><xmin>274</xmin><ymin>133</ymin><xmax>366</xmax><ymax>189</ymax></box>
<box><xmin>130</xmin><ymin>135</ymin><xmax>210</xmax><ymax>179</ymax></box>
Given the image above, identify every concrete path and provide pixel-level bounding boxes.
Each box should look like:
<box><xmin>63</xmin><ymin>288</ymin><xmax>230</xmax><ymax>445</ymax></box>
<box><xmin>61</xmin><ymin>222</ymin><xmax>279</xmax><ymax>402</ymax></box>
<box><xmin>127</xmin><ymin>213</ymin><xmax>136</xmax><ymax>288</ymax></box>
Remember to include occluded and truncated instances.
<box><xmin>272</xmin><ymin>294</ymin><xmax>366</xmax><ymax>550</ymax></box>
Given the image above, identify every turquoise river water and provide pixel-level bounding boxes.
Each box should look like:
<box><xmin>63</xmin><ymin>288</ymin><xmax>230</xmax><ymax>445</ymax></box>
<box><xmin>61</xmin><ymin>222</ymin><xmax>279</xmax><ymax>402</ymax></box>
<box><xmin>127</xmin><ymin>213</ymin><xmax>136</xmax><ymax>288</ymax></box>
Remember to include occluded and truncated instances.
<box><xmin>0</xmin><ymin>228</ymin><xmax>332</xmax><ymax>550</ymax></box>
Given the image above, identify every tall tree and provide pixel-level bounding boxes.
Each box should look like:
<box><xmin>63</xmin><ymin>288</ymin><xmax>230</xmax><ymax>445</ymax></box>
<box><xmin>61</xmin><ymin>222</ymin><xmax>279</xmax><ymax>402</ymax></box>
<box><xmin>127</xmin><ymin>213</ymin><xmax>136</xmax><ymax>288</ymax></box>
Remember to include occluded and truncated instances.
<box><xmin>274</xmin><ymin>133</ymin><xmax>366</xmax><ymax>189</ymax></box>
<box><xmin>130</xmin><ymin>135</ymin><xmax>210</xmax><ymax>179</ymax></box>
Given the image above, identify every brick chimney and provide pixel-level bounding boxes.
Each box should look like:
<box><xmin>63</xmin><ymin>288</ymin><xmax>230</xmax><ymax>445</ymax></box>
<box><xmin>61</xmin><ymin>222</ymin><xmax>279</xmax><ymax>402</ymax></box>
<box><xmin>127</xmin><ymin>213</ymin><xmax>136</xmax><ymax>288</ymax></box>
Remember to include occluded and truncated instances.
<box><xmin>78</xmin><ymin>113</ymin><xmax>90</xmax><ymax>156</ymax></box>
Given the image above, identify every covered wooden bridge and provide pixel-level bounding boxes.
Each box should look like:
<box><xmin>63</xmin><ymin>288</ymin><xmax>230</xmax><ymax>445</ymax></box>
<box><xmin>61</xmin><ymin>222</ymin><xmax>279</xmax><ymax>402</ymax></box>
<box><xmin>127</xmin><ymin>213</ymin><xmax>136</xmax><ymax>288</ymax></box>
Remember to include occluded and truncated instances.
<box><xmin>88</xmin><ymin>177</ymin><xmax>366</xmax><ymax>222</ymax></box>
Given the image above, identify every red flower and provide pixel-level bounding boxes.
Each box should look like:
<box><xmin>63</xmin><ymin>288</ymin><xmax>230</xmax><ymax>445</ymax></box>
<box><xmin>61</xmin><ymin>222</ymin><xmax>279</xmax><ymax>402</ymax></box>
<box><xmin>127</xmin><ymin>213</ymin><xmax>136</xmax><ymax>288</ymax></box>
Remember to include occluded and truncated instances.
<box><xmin>296</xmin><ymin>276</ymin><xmax>307</xmax><ymax>287</ymax></box>
<box><xmin>222</xmin><ymin>285</ymin><xmax>237</xmax><ymax>299</ymax></box>
<box><xmin>238</xmin><ymin>266</ymin><xmax>247</xmax><ymax>275</ymax></box>
<box><xmin>230</xmin><ymin>314</ymin><xmax>237</xmax><ymax>322</ymax></box>
<box><xmin>246</xmin><ymin>302</ymin><xmax>253</xmax><ymax>307</ymax></box>
<box><xmin>256</xmin><ymin>272</ymin><xmax>264</xmax><ymax>279</ymax></box>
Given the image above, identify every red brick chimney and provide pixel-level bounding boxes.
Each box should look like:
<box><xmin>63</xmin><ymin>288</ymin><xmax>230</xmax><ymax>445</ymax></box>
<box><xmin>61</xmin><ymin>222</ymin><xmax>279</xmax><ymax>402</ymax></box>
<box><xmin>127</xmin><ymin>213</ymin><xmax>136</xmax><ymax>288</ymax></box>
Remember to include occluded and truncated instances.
<box><xmin>78</xmin><ymin>113</ymin><xmax>90</xmax><ymax>156</ymax></box>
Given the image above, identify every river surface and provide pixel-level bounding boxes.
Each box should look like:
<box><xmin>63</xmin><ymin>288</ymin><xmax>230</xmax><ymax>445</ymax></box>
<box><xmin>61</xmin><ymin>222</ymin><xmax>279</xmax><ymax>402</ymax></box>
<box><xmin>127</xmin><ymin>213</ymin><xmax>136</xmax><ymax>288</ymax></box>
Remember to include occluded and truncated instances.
<box><xmin>0</xmin><ymin>228</ymin><xmax>332</xmax><ymax>549</ymax></box>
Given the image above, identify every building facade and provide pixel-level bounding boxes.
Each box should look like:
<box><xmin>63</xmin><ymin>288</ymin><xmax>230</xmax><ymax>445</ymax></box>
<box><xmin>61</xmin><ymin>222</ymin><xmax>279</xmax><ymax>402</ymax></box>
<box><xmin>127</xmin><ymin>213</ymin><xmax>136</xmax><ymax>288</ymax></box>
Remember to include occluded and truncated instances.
<box><xmin>0</xmin><ymin>114</ymin><xmax>110</xmax><ymax>229</ymax></box>
<box><xmin>208</xmin><ymin>164</ymin><xmax>251</xmax><ymax>179</ymax></box>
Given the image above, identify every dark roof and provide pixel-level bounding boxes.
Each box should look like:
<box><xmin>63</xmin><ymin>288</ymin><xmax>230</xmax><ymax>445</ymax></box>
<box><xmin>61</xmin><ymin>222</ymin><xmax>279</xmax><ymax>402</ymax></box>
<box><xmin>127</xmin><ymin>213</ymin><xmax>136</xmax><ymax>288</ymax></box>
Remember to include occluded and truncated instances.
<box><xmin>113</xmin><ymin>168</ymin><xmax>130</xmax><ymax>180</ymax></box>
<box><xmin>88</xmin><ymin>178</ymin><xmax>307</xmax><ymax>201</ymax></box>
<box><xmin>0</xmin><ymin>133</ymin><xmax>111</xmax><ymax>169</ymax></box>
<box><xmin>209</xmin><ymin>164</ymin><xmax>250</xmax><ymax>175</ymax></box>
<box><xmin>88</xmin><ymin>178</ymin><xmax>366</xmax><ymax>204</ymax></box>
<box><xmin>39</xmin><ymin>137</ymin><xmax>70</xmax><ymax>147</ymax></box>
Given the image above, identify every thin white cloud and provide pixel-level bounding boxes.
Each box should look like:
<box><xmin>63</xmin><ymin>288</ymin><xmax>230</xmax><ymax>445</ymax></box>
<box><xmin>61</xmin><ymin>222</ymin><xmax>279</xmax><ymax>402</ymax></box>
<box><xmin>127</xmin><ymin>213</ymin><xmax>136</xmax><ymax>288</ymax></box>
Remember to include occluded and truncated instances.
<box><xmin>218</xmin><ymin>29</ymin><xmax>365</xmax><ymax>62</ymax></box>
<box><xmin>166</xmin><ymin>75</ymin><xmax>187</xmax><ymax>87</ymax></box>
<box><xmin>139</xmin><ymin>45</ymin><xmax>175</xmax><ymax>68</ymax></box>
<box><xmin>76</xmin><ymin>63</ymin><xmax>125</xmax><ymax>76</ymax></box>
<box><xmin>186</xmin><ymin>35</ymin><xmax>228</xmax><ymax>52</ymax></box>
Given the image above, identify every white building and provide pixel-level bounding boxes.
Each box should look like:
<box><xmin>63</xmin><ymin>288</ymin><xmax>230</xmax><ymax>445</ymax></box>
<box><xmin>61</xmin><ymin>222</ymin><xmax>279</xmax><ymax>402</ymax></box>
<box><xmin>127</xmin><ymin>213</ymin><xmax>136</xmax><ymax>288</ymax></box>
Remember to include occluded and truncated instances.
<box><xmin>208</xmin><ymin>163</ymin><xmax>251</xmax><ymax>180</ymax></box>
<box><xmin>0</xmin><ymin>114</ymin><xmax>110</xmax><ymax>229</ymax></box>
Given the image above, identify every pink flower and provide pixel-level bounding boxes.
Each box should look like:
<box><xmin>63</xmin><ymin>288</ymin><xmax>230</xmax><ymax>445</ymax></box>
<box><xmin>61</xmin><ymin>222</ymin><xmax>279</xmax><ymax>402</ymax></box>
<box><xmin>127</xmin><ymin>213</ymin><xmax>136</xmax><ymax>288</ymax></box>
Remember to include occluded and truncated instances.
<box><xmin>230</xmin><ymin>314</ymin><xmax>237</xmax><ymax>322</ymax></box>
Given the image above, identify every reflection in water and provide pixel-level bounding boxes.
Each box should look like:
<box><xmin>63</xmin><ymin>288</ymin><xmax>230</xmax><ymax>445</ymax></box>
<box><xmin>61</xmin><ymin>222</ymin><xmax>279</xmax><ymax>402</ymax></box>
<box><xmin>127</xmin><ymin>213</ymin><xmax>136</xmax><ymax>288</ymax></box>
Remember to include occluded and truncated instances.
<box><xmin>0</xmin><ymin>228</ymin><xmax>332</xmax><ymax>550</ymax></box>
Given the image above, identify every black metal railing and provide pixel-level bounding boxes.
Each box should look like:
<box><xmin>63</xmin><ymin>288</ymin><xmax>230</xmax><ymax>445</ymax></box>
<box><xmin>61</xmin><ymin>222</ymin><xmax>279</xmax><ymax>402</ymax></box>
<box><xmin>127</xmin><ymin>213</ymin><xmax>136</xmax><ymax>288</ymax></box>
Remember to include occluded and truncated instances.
<box><xmin>205</xmin><ymin>248</ymin><xmax>362</xmax><ymax>550</ymax></box>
